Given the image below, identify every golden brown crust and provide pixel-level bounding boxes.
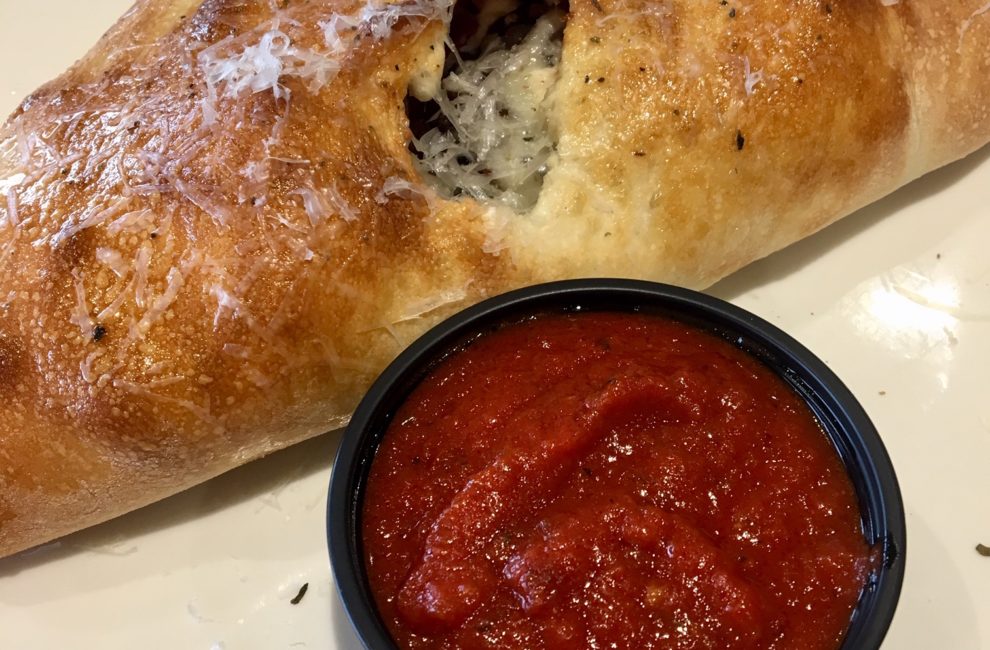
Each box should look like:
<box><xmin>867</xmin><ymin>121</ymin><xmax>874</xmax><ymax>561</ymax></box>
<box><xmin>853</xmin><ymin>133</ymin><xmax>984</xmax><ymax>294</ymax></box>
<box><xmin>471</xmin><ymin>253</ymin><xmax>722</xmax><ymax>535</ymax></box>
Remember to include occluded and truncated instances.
<box><xmin>0</xmin><ymin>0</ymin><xmax>988</xmax><ymax>557</ymax></box>
<box><xmin>514</xmin><ymin>0</ymin><xmax>918</xmax><ymax>287</ymax></box>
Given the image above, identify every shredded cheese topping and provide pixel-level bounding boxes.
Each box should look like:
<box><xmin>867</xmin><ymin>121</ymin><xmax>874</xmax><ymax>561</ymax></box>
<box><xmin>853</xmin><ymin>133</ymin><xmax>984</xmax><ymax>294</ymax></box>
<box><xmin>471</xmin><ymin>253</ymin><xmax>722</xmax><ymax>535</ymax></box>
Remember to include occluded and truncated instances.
<box><xmin>743</xmin><ymin>56</ymin><xmax>764</xmax><ymax>96</ymax></box>
<box><xmin>960</xmin><ymin>1</ymin><xmax>990</xmax><ymax>50</ymax></box>
<box><xmin>0</xmin><ymin>172</ymin><xmax>24</xmax><ymax>228</ymax></box>
<box><xmin>322</xmin><ymin>0</ymin><xmax>453</xmax><ymax>50</ymax></box>
<box><xmin>200</xmin><ymin>28</ymin><xmax>340</xmax><ymax>102</ymax></box>
<box><xmin>70</xmin><ymin>269</ymin><xmax>95</xmax><ymax>337</ymax></box>
<box><xmin>3</xmin><ymin>0</ymin><xmax>471</xmax><ymax>398</ymax></box>
<box><xmin>199</xmin><ymin>0</ymin><xmax>454</xmax><ymax>104</ymax></box>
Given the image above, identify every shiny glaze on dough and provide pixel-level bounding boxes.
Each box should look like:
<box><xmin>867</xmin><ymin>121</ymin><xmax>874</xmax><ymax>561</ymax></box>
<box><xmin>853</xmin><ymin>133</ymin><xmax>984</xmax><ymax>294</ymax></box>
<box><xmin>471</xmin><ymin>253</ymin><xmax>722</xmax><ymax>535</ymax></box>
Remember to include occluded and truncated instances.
<box><xmin>0</xmin><ymin>0</ymin><xmax>987</xmax><ymax>556</ymax></box>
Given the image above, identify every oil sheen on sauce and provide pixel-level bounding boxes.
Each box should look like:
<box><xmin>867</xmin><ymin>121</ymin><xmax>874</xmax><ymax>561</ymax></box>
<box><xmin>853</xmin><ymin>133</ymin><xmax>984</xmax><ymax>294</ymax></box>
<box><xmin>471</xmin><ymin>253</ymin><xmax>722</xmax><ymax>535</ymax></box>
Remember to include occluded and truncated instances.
<box><xmin>362</xmin><ymin>312</ymin><xmax>873</xmax><ymax>649</ymax></box>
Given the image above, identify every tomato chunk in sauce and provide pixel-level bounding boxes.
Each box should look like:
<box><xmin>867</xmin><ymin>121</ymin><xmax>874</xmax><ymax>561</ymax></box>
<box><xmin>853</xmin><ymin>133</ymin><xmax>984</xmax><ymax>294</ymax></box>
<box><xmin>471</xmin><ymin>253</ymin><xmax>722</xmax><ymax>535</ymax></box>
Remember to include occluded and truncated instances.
<box><xmin>362</xmin><ymin>312</ymin><xmax>873</xmax><ymax>649</ymax></box>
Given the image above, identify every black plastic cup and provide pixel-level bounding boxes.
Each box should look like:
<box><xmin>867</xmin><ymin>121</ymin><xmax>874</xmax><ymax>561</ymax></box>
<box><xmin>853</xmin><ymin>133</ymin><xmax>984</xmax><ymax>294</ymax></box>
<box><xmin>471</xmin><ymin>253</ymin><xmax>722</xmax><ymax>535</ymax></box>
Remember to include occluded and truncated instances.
<box><xmin>328</xmin><ymin>279</ymin><xmax>906</xmax><ymax>649</ymax></box>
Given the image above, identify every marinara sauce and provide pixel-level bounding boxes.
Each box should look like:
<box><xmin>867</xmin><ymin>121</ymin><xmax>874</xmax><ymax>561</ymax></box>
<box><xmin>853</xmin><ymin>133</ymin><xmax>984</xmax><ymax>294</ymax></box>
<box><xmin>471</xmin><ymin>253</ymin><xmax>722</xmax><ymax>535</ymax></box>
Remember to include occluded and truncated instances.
<box><xmin>362</xmin><ymin>312</ymin><xmax>873</xmax><ymax>649</ymax></box>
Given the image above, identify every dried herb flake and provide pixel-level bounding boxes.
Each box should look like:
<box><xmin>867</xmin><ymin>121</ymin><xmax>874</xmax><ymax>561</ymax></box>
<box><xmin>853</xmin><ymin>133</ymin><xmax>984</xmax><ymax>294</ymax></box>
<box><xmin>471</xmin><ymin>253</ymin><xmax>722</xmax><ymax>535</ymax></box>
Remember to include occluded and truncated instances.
<box><xmin>290</xmin><ymin>583</ymin><xmax>309</xmax><ymax>605</ymax></box>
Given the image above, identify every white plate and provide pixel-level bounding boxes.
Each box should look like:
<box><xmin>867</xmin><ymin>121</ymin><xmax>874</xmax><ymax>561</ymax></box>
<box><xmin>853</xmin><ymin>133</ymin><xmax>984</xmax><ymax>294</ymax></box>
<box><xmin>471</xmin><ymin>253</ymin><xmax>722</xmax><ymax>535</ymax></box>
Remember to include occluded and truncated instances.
<box><xmin>1</xmin><ymin>2</ymin><xmax>988</xmax><ymax>648</ymax></box>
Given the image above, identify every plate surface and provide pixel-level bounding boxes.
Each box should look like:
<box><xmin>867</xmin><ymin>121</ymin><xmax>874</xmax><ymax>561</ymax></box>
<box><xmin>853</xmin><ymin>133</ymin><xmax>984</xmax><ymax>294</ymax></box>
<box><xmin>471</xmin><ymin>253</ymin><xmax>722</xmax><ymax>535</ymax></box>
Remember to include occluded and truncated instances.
<box><xmin>1</xmin><ymin>2</ymin><xmax>988</xmax><ymax>648</ymax></box>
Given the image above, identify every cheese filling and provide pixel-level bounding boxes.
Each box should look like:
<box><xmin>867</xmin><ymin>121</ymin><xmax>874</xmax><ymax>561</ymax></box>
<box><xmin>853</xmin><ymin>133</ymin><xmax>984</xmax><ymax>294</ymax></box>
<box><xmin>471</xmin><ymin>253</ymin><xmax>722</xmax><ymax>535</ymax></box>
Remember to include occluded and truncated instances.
<box><xmin>410</xmin><ymin>8</ymin><xmax>565</xmax><ymax>212</ymax></box>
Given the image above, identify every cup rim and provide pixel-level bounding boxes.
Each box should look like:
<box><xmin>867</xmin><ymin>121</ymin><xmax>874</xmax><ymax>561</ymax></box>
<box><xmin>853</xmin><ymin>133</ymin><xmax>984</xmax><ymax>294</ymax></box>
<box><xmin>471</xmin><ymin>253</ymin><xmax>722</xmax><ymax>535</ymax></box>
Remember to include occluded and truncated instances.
<box><xmin>327</xmin><ymin>278</ymin><xmax>906</xmax><ymax>650</ymax></box>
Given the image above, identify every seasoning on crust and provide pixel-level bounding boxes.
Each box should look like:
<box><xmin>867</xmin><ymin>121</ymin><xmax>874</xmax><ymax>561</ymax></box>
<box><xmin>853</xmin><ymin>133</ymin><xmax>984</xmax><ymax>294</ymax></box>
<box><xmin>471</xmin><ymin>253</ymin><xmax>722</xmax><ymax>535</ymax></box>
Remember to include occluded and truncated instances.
<box><xmin>0</xmin><ymin>0</ymin><xmax>988</xmax><ymax>558</ymax></box>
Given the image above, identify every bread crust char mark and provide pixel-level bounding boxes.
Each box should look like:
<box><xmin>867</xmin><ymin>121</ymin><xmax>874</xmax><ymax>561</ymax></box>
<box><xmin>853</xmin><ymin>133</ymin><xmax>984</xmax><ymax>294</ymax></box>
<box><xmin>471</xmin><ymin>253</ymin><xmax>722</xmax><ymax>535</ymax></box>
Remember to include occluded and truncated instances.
<box><xmin>0</xmin><ymin>0</ymin><xmax>988</xmax><ymax>557</ymax></box>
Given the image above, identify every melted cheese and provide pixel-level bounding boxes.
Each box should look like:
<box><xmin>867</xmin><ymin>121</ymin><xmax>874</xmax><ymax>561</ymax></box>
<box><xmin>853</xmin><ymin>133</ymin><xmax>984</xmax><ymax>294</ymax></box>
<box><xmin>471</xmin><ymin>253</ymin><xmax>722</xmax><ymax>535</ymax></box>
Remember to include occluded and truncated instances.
<box><xmin>412</xmin><ymin>12</ymin><xmax>564</xmax><ymax>212</ymax></box>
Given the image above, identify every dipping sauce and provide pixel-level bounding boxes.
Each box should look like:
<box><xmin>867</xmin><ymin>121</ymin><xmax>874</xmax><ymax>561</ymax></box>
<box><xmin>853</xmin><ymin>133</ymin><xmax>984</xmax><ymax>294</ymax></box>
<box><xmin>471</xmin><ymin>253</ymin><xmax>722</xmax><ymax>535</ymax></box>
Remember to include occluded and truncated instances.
<box><xmin>362</xmin><ymin>312</ymin><xmax>874</xmax><ymax>649</ymax></box>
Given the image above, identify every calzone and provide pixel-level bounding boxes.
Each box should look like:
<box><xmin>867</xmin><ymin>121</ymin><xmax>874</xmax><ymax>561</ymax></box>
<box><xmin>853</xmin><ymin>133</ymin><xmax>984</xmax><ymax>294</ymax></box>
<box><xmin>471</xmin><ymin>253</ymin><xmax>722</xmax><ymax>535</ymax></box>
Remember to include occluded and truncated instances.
<box><xmin>0</xmin><ymin>0</ymin><xmax>988</xmax><ymax>556</ymax></box>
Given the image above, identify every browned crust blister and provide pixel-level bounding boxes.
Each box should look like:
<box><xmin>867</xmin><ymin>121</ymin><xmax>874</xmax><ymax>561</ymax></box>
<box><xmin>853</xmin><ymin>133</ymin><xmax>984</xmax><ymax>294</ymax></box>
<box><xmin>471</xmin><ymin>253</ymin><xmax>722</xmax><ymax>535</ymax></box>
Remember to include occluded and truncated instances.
<box><xmin>0</xmin><ymin>0</ymin><xmax>988</xmax><ymax>557</ymax></box>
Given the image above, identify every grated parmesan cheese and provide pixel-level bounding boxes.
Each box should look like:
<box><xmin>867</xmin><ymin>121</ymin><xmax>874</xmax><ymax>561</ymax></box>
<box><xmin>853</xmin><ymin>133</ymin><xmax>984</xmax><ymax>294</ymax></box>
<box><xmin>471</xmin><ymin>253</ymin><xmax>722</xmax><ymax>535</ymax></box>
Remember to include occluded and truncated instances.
<box><xmin>199</xmin><ymin>28</ymin><xmax>340</xmax><ymax>102</ymax></box>
<box><xmin>81</xmin><ymin>350</ymin><xmax>105</xmax><ymax>384</ymax></box>
<box><xmin>113</xmin><ymin>379</ymin><xmax>219</xmax><ymax>427</ymax></box>
<box><xmin>14</xmin><ymin>119</ymin><xmax>31</xmax><ymax>168</ymax></box>
<box><xmin>4</xmin><ymin>190</ymin><xmax>17</xmax><ymax>228</ymax></box>
<box><xmin>137</xmin><ymin>268</ymin><xmax>184</xmax><ymax>333</ymax></box>
<box><xmin>98</xmin><ymin>279</ymin><xmax>134</xmax><ymax>322</ymax></box>
<box><xmin>96</xmin><ymin>247</ymin><xmax>129</xmax><ymax>278</ymax></box>
<box><xmin>395</xmin><ymin>284</ymin><xmax>470</xmax><ymax>322</ymax></box>
<box><xmin>375</xmin><ymin>175</ymin><xmax>428</xmax><ymax>204</ymax></box>
<box><xmin>106</xmin><ymin>209</ymin><xmax>155</xmax><ymax>235</ymax></box>
<box><xmin>743</xmin><ymin>56</ymin><xmax>764</xmax><ymax>96</ymax></box>
<box><xmin>325</xmin><ymin>183</ymin><xmax>359</xmax><ymax>222</ymax></box>
<box><xmin>170</xmin><ymin>178</ymin><xmax>233</xmax><ymax>227</ymax></box>
<box><xmin>481</xmin><ymin>206</ymin><xmax>511</xmax><ymax>254</ymax></box>
<box><xmin>322</xmin><ymin>0</ymin><xmax>453</xmax><ymax>51</ymax></box>
<box><xmin>211</xmin><ymin>283</ymin><xmax>244</xmax><ymax>329</ymax></box>
<box><xmin>50</xmin><ymin>197</ymin><xmax>132</xmax><ymax>248</ymax></box>
<box><xmin>222</xmin><ymin>343</ymin><xmax>251</xmax><ymax>359</ymax></box>
<box><xmin>960</xmin><ymin>1</ymin><xmax>990</xmax><ymax>49</ymax></box>
<box><xmin>0</xmin><ymin>173</ymin><xmax>24</xmax><ymax>228</ymax></box>
<box><xmin>411</xmin><ymin>12</ymin><xmax>564</xmax><ymax>212</ymax></box>
<box><xmin>133</xmin><ymin>243</ymin><xmax>152</xmax><ymax>310</ymax></box>
<box><xmin>244</xmin><ymin>367</ymin><xmax>273</xmax><ymax>388</ymax></box>
<box><xmin>70</xmin><ymin>270</ymin><xmax>94</xmax><ymax>336</ymax></box>
<box><xmin>200</xmin><ymin>0</ymin><xmax>452</xmax><ymax>104</ymax></box>
<box><xmin>290</xmin><ymin>187</ymin><xmax>332</xmax><ymax>225</ymax></box>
